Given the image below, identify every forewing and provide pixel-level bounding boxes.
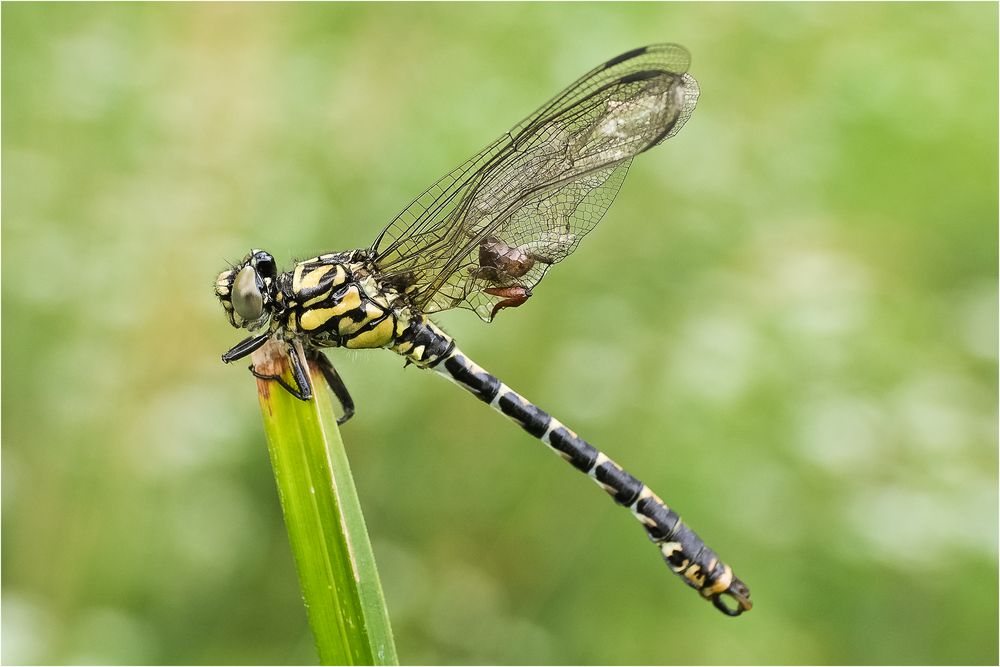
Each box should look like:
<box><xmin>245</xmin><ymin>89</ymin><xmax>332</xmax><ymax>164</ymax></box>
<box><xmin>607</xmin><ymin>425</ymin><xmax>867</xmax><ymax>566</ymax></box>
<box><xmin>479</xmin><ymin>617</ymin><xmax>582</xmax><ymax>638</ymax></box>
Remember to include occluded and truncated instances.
<box><xmin>371</xmin><ymin>44</ymin><xmax>700</xmax><ymax>320</ymax></box>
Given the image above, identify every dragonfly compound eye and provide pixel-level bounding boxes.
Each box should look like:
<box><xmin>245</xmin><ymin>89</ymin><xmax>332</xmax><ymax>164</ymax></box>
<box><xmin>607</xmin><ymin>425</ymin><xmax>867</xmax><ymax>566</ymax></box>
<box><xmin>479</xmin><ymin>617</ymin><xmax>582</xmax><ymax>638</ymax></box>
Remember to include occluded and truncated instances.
<box><xmin>232</xmin><ymin>265</ymin><xmax>264</xmax><ymax>322</ymax></box>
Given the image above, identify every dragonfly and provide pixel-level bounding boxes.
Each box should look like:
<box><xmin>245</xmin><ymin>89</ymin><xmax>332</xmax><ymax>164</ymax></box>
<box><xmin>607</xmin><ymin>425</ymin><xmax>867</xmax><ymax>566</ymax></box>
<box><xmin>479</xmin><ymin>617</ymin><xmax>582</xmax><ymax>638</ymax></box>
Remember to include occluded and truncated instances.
<box><xmin>215</xmin><ymin>44</ymin><xmax>752</xmax><ymax>616</ymax></box>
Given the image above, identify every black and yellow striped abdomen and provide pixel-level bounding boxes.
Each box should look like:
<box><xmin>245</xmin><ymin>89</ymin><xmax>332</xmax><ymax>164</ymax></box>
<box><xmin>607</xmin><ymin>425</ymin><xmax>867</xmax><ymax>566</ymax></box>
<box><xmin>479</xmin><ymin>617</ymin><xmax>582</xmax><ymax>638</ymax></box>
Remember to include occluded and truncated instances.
<box><xmin>387</xmin><ymin>317</ymin><xmax>752</xmax><ymax>615</ymax></box>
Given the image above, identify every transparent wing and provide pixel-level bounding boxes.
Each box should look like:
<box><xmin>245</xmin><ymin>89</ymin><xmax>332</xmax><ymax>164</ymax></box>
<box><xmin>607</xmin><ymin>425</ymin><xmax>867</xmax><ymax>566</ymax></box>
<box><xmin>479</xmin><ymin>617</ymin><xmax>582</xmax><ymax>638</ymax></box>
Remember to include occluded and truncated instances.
<box><xmin>371</xmin><ymin>44</ymin><xmax>700</xmax><ymax>320</ymax></box>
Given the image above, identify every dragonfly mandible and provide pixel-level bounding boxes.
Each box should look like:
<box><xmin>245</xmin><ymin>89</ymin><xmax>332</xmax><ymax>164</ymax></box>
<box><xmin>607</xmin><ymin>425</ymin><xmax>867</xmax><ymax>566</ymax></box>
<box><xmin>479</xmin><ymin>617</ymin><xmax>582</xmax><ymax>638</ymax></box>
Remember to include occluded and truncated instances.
<box><xmin>215</xmin><ymin>44</ymin><xmax>752</xmax><ymax>616</ymax></box>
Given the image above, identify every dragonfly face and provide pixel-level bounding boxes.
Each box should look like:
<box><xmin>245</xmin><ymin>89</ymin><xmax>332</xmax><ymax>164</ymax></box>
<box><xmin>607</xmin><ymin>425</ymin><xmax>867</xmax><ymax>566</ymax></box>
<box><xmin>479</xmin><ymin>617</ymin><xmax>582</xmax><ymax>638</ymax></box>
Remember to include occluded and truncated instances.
<box><xmin>215</xmin><ymin>249</ymin><xmax>279</xmax><ymax>331</ymax></box>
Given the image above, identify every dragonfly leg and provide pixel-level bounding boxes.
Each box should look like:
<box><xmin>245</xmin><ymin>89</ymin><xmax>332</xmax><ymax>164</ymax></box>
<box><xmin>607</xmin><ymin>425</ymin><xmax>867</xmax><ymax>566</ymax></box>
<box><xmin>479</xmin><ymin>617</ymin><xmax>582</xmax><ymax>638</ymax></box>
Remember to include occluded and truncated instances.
<box><xmin>248</xmin><ymin>341</ymin><xmax>313</xmax><ymax>401</ymax></box>
<box><xmin>241</xmin><ymin>339</ymin><xmax>354</xmax><ymax>421</ymax></box>
<box><xmin>308</xmin><ymin>350</ymin><xmax>356</xmax><ymax>424</ymax></box>
<box><xmin>222</xmin><ymin>332</ymin><xmax>271</xmax><ymax>363</ymax></box>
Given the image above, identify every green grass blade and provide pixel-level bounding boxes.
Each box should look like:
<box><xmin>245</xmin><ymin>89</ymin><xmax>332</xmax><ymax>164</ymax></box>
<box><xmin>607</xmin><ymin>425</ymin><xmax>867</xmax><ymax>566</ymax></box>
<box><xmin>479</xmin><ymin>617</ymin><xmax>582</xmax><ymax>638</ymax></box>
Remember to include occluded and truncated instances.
<box><xmin>252</xmin><ymin>341</ymin><xmax>397</xmax><ymax>666</ymax></box>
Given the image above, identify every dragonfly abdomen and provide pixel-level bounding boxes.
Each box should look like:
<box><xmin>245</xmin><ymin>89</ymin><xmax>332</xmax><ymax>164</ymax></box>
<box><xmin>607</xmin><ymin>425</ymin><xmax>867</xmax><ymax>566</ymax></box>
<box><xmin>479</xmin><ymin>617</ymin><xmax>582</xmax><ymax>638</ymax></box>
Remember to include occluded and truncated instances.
<box><xmin>396</xmin><ymin>317</ymin><xmax>752</xmax><ymax>616</ymax></box>
<box><xmin>389</xmin><ymin>314</ymin><xmax>455</xmax><ymax>367</ymax></box>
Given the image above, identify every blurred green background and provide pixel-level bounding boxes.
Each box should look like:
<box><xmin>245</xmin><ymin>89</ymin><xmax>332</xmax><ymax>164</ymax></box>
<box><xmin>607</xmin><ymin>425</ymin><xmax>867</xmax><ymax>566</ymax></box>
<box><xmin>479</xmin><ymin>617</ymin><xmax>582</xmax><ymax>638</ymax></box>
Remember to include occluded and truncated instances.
<box><xmin>3</xmin><ymin>3</ymin><xmax>997</xmax><ymax>665</ymax></box>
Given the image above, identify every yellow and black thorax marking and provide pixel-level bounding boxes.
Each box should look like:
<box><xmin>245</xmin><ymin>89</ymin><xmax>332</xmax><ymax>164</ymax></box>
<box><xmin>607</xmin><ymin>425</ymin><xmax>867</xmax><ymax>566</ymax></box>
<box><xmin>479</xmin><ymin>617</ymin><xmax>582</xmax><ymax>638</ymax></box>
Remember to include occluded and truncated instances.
<box><xmin>279</xmin><ymin>253</ymin><xmax>404</xmax><ymax>350</ymax></box>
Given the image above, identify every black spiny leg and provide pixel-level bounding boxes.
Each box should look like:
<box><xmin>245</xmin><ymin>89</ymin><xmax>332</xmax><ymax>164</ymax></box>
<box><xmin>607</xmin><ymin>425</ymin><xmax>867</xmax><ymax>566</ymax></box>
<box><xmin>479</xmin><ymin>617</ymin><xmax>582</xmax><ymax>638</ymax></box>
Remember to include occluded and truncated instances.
<box><xmin>232</xmin><ymin>335</ymin><xmax>354</xmax><ymax>420</ymax></box>
<box><xmin>222</xmin><ymin>333</ymin><xmax>272</xmax><ymax>363</ymax></box>
<box><xmin>310</xmin><ymin>351</ymin><xmax>356</xmax><ymax>425</ymax></box>
<box><xmin>248</xmin><ymin>341</ymin><xmax>314</xmax><ymax>401</ymax></box>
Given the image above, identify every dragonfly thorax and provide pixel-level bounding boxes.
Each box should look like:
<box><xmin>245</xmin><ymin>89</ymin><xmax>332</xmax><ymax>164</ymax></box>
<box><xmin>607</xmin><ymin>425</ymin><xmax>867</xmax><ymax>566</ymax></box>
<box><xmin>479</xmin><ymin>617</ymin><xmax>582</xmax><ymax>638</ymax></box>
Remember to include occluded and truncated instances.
<box><xmin>283</xmin><ymin>251</ymin><xmax>409</xmax><ymax>351</ymax></box>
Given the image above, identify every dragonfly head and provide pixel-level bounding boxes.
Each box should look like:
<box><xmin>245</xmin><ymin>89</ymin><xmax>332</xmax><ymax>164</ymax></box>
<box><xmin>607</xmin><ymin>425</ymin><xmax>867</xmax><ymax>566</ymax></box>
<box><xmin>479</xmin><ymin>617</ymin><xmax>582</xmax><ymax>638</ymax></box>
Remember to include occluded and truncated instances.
<box><xmin>215</xmin><ymin>249</ymin><xmax>279</xmax><ymax>330</ymax></box>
